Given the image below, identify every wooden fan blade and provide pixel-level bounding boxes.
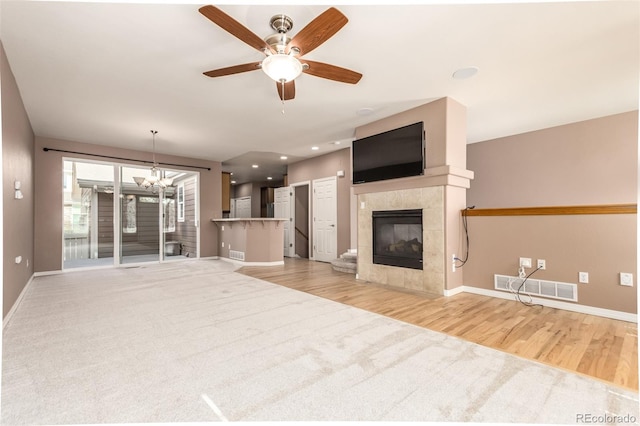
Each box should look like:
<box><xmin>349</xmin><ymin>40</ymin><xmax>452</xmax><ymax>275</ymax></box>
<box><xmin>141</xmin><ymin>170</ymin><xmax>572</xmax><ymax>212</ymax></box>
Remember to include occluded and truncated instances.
<box><xmin>276</xmin><ymin>80</ymin><xmax>296</xmax><ymax>100</ymax></box>
<box><xmin>286</xmin><ymin>7</ymin><xmax>348</xmax><ymax>56</ymax></box>
<box><xmin>203</xmin><ymin>62</ymin><xmax>261</xmax><ymax>78</ymax></box>
<box><xmin>199</xmin><ymin>5</ymin><xmax>274</xmax><ymax>54</ymax></box>
<box><xmin>276</xmin><ymin>80</ymin><xmax>295</xmax><ymax>101</ymax></box>
<box><xmin>302</xmin><ymin>60</ymin><xmax>362</xmax><ymax>84</ymax></box>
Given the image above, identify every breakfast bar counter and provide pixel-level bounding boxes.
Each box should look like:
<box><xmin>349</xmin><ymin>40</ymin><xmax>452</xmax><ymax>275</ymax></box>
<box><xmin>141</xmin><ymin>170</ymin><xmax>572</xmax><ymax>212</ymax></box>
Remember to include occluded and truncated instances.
<box><xmin>211</xmin><ymin>218</ymin><xmax>287</xmax><ymax>265</ymax></box>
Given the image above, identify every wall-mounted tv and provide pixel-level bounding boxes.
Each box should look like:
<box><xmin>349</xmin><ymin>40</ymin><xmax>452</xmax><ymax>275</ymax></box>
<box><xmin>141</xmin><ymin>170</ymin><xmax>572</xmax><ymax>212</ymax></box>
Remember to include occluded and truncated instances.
<box><xmin>352</xmin><ymin>121</ymin><xmax>425</xmax><ymax>184</ymax></box>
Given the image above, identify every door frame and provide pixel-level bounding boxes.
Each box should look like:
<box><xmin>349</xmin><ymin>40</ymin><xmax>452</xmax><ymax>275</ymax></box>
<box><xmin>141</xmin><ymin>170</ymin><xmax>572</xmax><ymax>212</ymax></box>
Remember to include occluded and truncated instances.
<box><xmin>274</xmin><ymin>186</ymin><xmax>293</xmax><ymax>257</ymax></box>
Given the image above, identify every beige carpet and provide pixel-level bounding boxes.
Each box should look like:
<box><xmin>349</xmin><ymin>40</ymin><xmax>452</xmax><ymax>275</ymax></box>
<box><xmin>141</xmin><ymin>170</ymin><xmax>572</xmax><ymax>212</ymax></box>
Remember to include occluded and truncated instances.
<box><xmin>2</xmin><ymin>259</ymin><xmax>638</xmax><ymax>424</ymax></box>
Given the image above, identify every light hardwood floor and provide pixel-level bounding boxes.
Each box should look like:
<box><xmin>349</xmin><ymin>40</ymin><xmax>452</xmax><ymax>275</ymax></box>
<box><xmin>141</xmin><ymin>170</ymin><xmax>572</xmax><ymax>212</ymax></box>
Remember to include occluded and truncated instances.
<box><xmin>239</xmin><ymin>258</ymin><xmax>639</xmax><ymax>391</ymax></box>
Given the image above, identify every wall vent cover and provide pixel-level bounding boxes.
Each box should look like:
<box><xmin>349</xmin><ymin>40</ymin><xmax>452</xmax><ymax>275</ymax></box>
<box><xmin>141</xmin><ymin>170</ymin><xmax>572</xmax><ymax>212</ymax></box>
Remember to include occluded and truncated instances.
<box><xmin>494</xmin><ymin>274</ymin><xmax>577</xmax><ymax>302</ymax></box>
<box><xmin>229</xmin><ymin>250</ymin><xmax>245</xmax><ymax>261</ymax></box>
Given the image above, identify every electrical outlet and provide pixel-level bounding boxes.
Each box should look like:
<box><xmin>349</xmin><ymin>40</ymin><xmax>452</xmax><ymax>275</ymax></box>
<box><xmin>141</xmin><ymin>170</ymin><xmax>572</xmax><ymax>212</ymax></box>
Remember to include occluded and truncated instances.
<box><xmin>579</xmin><ymin>272</ymin><xmax>589</xmax><ymax>284</ymax></box>
<box><xmin>537</xmin><ymin>259</ymin><xmax>546</xmax><ymax>270</ymax></box>
<box><xmin>519</xmin><ymin>257</ymin><xmax>532</xmax><ymax>268</ymax></box>
<box><xmin>620</xmin><ymin>273</ymin><xmax>634</xmax><ymax>287</ymax></box>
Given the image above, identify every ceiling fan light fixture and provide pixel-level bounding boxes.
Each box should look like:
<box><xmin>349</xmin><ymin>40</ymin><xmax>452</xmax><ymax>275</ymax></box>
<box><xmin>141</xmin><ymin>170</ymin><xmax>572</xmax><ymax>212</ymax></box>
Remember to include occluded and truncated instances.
<box><xmin>262</xmin><ymin>53</ymin><xmax>303</xmax><ymax>82</ymax></box>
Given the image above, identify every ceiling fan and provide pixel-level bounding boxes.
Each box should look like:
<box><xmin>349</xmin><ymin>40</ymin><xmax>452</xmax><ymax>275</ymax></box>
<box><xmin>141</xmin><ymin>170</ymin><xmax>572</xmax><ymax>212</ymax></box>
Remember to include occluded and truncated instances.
<box><xmin>199</xmin><ymin>5</ymin><xmax>363</xmax><ymax>101</ymax></box>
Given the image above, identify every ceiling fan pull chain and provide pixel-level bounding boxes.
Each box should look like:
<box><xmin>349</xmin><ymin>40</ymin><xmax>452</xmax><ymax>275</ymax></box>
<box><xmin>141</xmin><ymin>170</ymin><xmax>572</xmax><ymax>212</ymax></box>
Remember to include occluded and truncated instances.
<box><xmin>281</xmin><ymin>80</ymin><xmax>286</xmax><ymax>114</ymax></box>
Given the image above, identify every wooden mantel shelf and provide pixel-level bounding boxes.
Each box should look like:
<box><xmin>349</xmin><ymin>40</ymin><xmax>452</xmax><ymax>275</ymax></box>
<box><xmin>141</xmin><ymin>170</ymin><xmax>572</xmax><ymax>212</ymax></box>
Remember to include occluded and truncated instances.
<box><xmin>462</xmin><ymin>204</ymin><xmax>637</xmax><ymax>216</ymax></box>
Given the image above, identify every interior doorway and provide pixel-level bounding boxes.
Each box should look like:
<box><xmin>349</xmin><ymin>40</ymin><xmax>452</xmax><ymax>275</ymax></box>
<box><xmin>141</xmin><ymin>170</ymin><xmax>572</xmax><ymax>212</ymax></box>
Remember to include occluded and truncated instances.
<box><xmin>292</xmin><ymin>183</ymin><xmax>310</xmax><ymax>259</ymax></box>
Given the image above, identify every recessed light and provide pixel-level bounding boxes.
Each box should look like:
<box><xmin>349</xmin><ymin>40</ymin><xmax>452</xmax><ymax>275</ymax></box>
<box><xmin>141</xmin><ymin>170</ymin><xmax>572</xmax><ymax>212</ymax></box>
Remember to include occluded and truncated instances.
<box><xmin>331</xmin><ymin>141</ymin><xmax>341</xmax><ymax>145</ymax></box>
<box><xmin>280</xmin><ymin>155</ymin><xmax>288</xmax><ymax>160</ymax></box>
<box><xmin>452</xmin><ymin>66</ymin><xmax>479</xmax><ymax>79</ymax></box>
<box><xmin>311</xmin><ymin>146</ymin><xmax>319</xmax><ymax>151</ymax></box>
<box><xmin>252</xmin><ymin>164</ymin><xmax>259</xmax><ymax>168</ymax></box>
<box><xmin>231</xmin><ymin>180</ymin><xmax>236</xmax><ymax>184</ymax></box>
<box><xmin>267</xmin><ymin>177</ymin><xmax>273</xmax><ymax>180</ymax></box>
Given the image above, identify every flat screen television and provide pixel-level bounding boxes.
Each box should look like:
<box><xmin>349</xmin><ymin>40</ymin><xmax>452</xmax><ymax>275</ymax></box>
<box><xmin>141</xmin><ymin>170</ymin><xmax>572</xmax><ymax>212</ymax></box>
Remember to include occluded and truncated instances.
<box><xmin>352</xmin><ymin>121</ymin><xmax>424</xmax><ymax>184</ymax></box>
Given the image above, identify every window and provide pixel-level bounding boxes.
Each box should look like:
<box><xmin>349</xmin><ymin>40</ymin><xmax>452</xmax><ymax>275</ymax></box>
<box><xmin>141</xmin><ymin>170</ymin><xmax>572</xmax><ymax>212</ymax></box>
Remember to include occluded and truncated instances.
<box><xmin>164</xmin><ymin>199</ymin><xmax>176</xmax><ymax>233</ymax></box>
<box><xmin>122</xmin><ymin>195</ymin><xmax>137</xmax><ymax>233</ymax></box>
<box><xmin>177</xmin><ymin>183</ymin><xmax>185</xmax><ymax>223</ymax></box>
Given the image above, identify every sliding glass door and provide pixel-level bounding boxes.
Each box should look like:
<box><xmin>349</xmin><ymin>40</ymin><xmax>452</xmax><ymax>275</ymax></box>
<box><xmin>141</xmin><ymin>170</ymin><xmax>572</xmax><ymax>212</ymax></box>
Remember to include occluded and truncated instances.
<box><xmin>63</xmin><ymin>160</ymin><xmax>116</xmax><ymax>269</ymax></box>
<box><xmin>120</xmin><ymin>166</ymin><xmax>162</xmax><ymax>264</ymax></box>
<box><xmin>63</xmin><ymin>159</ymin><xmax>199</xmax><ymax>269</ymax></box>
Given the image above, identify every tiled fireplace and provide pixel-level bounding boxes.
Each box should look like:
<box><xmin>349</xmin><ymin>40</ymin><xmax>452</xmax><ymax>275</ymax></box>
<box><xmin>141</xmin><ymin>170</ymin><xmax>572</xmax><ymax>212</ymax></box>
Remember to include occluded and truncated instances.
<box><xmin>352</xmin><ymin>97</ymin><xmax>474</xmax><ymax>296</ymax></box>
<box><xmin>357</xmin><ymin>186</ymin><xmax>445</xmax><ymax>295</ymax></box>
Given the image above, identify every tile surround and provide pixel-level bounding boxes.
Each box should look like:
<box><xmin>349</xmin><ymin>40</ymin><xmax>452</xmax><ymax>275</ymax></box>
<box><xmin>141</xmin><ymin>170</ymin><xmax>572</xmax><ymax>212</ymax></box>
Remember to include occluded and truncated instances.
<box><xmin>357</xmin><ymin>186</ymin><xmax>445</xmax><ymax>295</ymax></box>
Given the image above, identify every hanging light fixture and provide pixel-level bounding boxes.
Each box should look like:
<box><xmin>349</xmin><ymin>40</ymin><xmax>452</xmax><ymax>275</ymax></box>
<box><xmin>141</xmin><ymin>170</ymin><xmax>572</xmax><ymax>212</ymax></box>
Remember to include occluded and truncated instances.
<box><xmin>261</xmin><ymin>54</ymin><xmax>303</xmax><ymax>83</ymax></box>
<box><xmin>133</xmin><ymin>130</ymin><xmax>174</xmax><ymax>192</ymax></box>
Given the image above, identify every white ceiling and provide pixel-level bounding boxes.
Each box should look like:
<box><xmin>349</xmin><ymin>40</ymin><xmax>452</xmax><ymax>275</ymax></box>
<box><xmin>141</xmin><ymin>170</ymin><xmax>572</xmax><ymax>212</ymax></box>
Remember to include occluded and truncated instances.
<box><xmin>1</xmin><ymin>1</ymin><xmax>638</xmax><ymax>184</ymax></box>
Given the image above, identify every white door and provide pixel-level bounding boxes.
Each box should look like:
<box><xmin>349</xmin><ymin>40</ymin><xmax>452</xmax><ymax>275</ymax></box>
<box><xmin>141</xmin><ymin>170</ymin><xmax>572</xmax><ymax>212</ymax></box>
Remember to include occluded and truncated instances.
<box><xmin>229</xmin><ymin>198</ymin><xmax>236</xmax><ymax>218</ymax></box>
<box><xmin>312</xmin><ymin>176</ymin><xmax>337</xmax><ymax>262</ymax></box>
<box><xmin>234</xmin><ymin>196</ymin><xmax>251</xmax><ymax>218</ymax></box>
<box><xmin>274</xmin><ymin>186</ymin><xmax>292</xmax><ymax>257</ymax></box>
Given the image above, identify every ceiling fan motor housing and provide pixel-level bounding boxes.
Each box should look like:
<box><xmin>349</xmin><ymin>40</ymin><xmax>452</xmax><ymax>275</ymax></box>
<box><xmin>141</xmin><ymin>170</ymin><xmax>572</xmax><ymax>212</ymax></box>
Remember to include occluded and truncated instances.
<box><xmin>264</xmin><ymin>32</ymin><xmax>292</xmax><ymax>54</ymax></box>
<box><xmin>265</xmin><ymin>14</ymin><xmax>294</xmax><ymax>54</ymax></box>
<box><xmin>270</xmin><ymin>14</ymin><xmax>293</xmax><ymax>33</ymax></box>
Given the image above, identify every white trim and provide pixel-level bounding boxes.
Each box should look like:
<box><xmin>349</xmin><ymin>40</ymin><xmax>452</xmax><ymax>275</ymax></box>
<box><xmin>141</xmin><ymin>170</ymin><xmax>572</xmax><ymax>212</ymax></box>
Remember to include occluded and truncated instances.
<box><xmin>199</xmin><ymin>256</ymin><xmax>220</xmax><ymax>260</ymax></box>
<box><xmin>177</xmin><ymin>182</ymin><xmax>185</xmax><ymax>222</ymax></box>
<box><xmin>443</xmin><ymin>286</ymin><xmax>465</xmax><ymax>297</ymax></box>
<box><xmin>3</xmin><ymin>274</ymin><xmax>35</xmax><ymax>330</ymax></box>
<box><xmin>219</xmin><ymin>257</ymin><xmax>284</xmax><ymax>268</ymax></box>
<box><xmin>461</xmin><ymin>286</ymin><xmax>637</xmax><ymax>323</ymax></box>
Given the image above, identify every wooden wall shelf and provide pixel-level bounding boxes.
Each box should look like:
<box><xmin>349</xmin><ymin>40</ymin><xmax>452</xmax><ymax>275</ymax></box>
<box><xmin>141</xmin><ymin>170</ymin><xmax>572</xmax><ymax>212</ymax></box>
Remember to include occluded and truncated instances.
<box><xmin>462</xmin><ymin>204</ymin><xmax>637</xmax><ymax>216</ymax></box>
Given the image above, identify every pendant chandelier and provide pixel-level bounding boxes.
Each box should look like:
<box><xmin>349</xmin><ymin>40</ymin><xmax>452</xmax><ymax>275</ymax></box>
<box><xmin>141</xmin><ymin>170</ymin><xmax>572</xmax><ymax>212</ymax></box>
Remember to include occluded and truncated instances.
<box><xmin>133</xmin><ymin>130</ymin><xmax>174</xmax><ymax>193</ymax></box>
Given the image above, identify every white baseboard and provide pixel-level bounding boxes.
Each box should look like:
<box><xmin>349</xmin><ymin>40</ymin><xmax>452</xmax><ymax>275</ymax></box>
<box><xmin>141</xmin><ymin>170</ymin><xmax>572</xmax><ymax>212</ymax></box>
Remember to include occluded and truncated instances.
<box><xmin>3</xmin><ymin>274</ymin><xmax>35</xmax><ymax>330</ymax></box>
<box><xmin>219</xmin><ymin>257</ymin><xmax>284</xmax><ymax>268</ymax></box>
<box><xmin>461</xmin><ymin>286</ymin><xmax>637</xmax><ymax>323</ymax></box>
<box><xmin>443</xmin><ymin>286</ymin><xmax>465</xmax><ymax>297</ymax></box>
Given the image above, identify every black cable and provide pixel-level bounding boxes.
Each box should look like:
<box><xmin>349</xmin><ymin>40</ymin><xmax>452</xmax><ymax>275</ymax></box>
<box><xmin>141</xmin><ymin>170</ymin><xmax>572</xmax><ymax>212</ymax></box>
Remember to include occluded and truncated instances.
<box><xmin>516</xmin><ymin>266</ymin><xmax>544</xmax><ymax>308</ymax></box>
<box><xmin>454</xmin><ymin>206</ymin><xmax>475</xmax><ymax>268</ymax></box>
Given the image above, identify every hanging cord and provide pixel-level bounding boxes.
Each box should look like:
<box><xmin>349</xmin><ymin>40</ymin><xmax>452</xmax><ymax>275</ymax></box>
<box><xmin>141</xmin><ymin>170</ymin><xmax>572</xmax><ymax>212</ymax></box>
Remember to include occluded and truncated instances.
<box><xmin>510</xmin><ymin>266</ymin><xmax>544</xmax><ymax>308</ymax></box>
<box><xmin>454</xmin><ymin>206</ymin><xmax>475</xmax><ymax>268</ymax></box>
<box><xmin>281</xmin><ymin>80</ymin><xmax>286</xmax><ymax>115</ymax></box>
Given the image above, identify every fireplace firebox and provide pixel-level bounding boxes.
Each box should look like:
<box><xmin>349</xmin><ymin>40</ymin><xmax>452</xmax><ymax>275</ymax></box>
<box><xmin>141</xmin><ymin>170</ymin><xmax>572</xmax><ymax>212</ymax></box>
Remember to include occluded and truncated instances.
<box><xmin>372</xmin><ymin>209</ymin><xmax>423</xmax><ymax>270</ymax></box>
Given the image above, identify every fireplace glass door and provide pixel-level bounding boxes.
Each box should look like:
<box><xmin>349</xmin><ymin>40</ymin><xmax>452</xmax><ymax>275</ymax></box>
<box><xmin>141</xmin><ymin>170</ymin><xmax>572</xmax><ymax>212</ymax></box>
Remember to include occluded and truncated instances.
<box><xmin>372</xmin><ymin>209</ymin><xmax>423</xmax><ymax>270</ymax></box>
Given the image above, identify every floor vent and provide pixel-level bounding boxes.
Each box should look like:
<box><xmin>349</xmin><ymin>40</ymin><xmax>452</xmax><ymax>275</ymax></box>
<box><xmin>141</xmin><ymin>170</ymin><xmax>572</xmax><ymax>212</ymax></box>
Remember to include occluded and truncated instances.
<box><xmin>229</xmin><ymin>250</ymin><xmax>245</xmax><ymax>261</ymax></box>
<box><xmin>494</xmin><ymin>274</ymin><xmax>578</xmax><ymax>302</ymax></box>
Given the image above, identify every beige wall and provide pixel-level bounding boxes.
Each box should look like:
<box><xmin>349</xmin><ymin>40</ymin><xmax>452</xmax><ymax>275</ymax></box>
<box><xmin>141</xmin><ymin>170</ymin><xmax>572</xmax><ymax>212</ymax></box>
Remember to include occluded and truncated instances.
<box><xmin>2</xmin><ymin>42</ymin><xmax>35</xmax><ymax>318</ymax></box>
<box><xmin>465</xmin><ymin>111</ymin><xmax>638</xmax><ymax>313</ymax></box>
<box><xmin>287</xmin><ymin>148</ymin><xmax>351</xmax><ymax>256</ymax></box>
<box><xmin>34</xmin><ymin>137</ymin><xmax>222</xmax><ymax>272</ymax></box>
<box><xmin>467</xmin><ymin>111</ymin><xmax>637</xmax><ymax>208</ymax></box>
